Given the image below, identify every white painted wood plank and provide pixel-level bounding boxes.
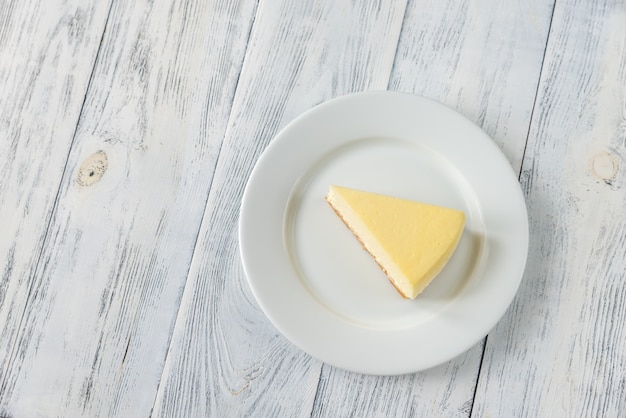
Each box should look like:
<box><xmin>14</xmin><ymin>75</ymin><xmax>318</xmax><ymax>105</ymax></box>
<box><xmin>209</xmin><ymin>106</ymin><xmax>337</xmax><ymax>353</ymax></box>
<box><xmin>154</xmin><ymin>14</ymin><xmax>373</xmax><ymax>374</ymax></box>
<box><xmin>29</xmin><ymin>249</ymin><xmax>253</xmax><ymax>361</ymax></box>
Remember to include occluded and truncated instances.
<box><xmin>1</xmin><ymin>0</ymin><xmax>257</xmax><ymax>416</ymax></box>
<box><xmin>313</xmin><ymin>357</ymin><xmax>479</xmax><ymax>417</ymax></box>
<box><xmin>311</xmin><ymin>1</ymin><xmax>555</xmax><ymax>416</ymax></box>
<box><xmin>389</xmin><ymin>0</ymin><xmax>555</xmax><ymax>173</ymax></box>
<box><xmin>152</xmin><ymin>1</ymin><xmax>408</xmax><ymax>416</ymax></box>
<box><xmin>0</xmin><ymin>0</ymin><xmax>111</xmax><ymax>411</ymax></box>
<box><xmin>472</xmin><ymin>1</ymin><xmax>626</xmax><ymax>416</ymax></box>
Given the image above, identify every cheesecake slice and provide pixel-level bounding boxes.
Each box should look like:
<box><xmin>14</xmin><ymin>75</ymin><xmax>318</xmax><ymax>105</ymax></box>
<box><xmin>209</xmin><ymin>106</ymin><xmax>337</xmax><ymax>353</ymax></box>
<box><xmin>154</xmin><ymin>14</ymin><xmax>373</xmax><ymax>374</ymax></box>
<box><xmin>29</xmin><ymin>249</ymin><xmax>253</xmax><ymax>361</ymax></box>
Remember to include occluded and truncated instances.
<box><xmin>325</xmin><ymin>185</ymin><xmax>465</xmax><ymax>299</ymax></box>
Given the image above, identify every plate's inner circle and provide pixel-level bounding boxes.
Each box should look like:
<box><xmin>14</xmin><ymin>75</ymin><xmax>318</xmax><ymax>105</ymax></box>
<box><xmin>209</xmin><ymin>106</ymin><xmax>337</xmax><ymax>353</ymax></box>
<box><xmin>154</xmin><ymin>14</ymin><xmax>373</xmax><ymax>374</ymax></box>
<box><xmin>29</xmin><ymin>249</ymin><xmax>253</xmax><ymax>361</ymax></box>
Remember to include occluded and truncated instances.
<box><xmin>284</xmin><ymin>137</ymin><xmax>485</xmax><ymax>330</ymax></box>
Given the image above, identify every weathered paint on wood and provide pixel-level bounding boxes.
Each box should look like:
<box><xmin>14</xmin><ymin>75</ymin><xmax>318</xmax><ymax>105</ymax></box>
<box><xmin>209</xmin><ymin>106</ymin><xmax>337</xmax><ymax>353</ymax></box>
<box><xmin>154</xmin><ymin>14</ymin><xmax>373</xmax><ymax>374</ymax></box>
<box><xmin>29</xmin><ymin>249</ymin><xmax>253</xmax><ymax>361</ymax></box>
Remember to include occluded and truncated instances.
<box><xmin>152</xmin><ymin>0</ymin><xmax>408</xmax><ymax>416</ymax></box>
<box><xmin>472</xmin><ymin>0</ymin><xmax>626</xmax><ymax>416</ymax></box>
<box><xmin>1</xmin><ymin>0</ymin><xmax>257</xmax><ymax>415</ymax></box>
<box><xmin>0</xmin><ymin>0</ymin><xmax>625</xmax><ymax>416</ymax></box>
<box><xmin>0</xmin><ymin>0</ymin><xmax>112</xmax><ymax>413</ymax></box>
<box><xmin>389</xmin><ymin>0</ymin><xmax>555</xmax><ymax>173</ymax></box>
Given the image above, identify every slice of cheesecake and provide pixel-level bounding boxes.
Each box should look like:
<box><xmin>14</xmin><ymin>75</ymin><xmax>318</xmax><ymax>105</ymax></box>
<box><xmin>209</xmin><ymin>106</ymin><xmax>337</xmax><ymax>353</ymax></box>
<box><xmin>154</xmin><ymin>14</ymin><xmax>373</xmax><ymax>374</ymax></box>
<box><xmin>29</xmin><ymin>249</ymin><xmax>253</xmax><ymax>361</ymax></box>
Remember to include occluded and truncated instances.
<box><xmin>325</xmin><ymin>185</ymin><xmax>465</xmax><ymax>299</ymax></box>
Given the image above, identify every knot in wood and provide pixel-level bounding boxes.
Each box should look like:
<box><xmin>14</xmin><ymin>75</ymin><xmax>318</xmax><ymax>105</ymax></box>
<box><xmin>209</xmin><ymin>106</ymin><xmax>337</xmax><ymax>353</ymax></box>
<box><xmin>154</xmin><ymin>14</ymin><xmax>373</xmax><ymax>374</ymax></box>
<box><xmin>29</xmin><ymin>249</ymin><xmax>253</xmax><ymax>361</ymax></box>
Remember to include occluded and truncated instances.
<box><xmin>77</xmin><ymin>150</ymin><xmax>108</xmax><ymax>186</ymax></box>
<box><xmin>590</xmin><ymin>151</ymin><xmax>619</xmax><ymax>185</ymax></box>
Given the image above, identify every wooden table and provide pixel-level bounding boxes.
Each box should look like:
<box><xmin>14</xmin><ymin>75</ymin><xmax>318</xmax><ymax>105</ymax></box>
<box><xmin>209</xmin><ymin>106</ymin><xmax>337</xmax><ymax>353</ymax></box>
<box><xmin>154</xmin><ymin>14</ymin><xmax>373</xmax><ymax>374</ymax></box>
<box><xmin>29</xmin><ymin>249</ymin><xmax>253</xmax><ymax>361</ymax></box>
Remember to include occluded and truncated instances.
<box><xmin>1</xmin><ymin>0</ymin><xmax>625</xmax><ymax>416</ymax></box>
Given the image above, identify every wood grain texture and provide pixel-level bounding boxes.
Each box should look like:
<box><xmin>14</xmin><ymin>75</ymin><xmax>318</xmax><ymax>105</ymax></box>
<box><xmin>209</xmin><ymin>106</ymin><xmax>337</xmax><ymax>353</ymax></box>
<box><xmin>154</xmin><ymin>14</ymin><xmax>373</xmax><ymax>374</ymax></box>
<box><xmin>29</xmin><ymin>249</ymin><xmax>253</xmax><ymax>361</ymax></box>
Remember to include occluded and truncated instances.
<box><xmin>311</xmin><ymin>1</ymin><xmax>554</xmax><ymax>416</ymax></box>
<box><xmin>0</xmin><ymin>0</ymin><xmax>111</xmax><ymax>411</ymax></box>
<box><xmin>472</xmin><ymin>1</ymin><xmax>626</xmax><ymax>416</ymax></box>
<box><xmin>152</xmin><ymin>1</ymin><xmax>408</xmax><ymax>416</ymax></box>
<box><xmin>0</xmin><ymin>0</ymin><xmax>257</xmax><ymax>416</ymax></box>
<box><xmin>4</xmin><ymin>0</ymin><xmax>624</xmax><ymax>415</ymax></box>
<box><xmin>389</xmin><ymin>0</ymin><xmax>555</xmax><ymax>173</ymax></box>
<box><xmin>312</xmin><ymin>356</ymin><xmax>478</xmax><ymax>418</ymax></box>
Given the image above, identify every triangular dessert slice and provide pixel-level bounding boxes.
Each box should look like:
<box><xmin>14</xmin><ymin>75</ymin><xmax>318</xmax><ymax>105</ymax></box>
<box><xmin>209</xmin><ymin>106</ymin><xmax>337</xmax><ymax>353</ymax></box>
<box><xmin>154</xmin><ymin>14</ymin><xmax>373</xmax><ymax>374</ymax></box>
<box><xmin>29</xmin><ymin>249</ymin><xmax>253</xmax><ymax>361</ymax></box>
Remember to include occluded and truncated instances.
<box><xmin>325</xmin><ymin>185</ymin><xmax>465</xmax><ymax>299</ymax></box>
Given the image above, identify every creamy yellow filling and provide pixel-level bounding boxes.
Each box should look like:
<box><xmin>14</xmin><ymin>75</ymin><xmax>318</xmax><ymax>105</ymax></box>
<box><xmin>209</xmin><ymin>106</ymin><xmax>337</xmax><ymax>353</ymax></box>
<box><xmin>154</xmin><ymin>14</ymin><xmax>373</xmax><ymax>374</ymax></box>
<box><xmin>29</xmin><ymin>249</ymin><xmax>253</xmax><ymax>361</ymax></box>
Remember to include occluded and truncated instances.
<box><xmin>326</xmin><ymin>185</ymin><xmax>465</xmax><ymax>299</ymax></box>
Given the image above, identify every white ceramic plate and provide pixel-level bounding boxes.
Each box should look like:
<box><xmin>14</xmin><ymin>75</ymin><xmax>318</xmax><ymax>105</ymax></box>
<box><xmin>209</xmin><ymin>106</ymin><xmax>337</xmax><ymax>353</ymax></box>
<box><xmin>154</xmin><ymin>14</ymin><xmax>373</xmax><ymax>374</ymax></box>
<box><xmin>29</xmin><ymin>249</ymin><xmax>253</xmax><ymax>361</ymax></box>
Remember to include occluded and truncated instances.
<box><xmin>239</xmin><ymin>91</ymin><xmax>528</xmax><ymax>375</ymax></box>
